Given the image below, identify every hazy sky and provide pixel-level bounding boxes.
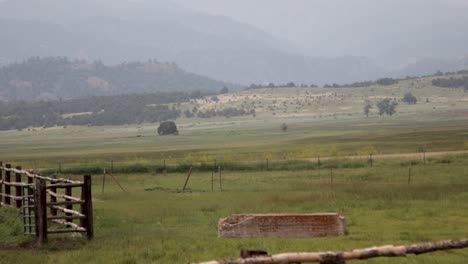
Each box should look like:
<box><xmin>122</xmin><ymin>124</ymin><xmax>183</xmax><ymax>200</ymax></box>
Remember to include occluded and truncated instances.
<box><xmin>173</xmin><ymin>0</ymin><xmax>468</xmax><ymax>58</ymax></box>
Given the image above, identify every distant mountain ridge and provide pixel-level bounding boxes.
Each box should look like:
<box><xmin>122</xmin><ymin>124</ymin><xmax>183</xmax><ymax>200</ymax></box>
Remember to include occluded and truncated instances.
<box><xmin>0</xmin><ymin>57</ymin><xmax>234</xmax><ymax>102</ymax></box>
<box><xmin>0</xmin><ymin>0</ymin><xmax>467</xmax><ymax>85</ymax></box>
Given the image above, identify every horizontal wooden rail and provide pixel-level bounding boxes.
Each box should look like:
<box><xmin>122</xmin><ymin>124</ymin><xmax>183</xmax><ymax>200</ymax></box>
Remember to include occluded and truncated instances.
<box><xmin>0</xmin><ymin>166</ymin><xmax>83</xmax><ymax>184</ymax></box>
<box><xmin>46</xmin><ymin>190</ymin><xmax>81</xmax><ymax>202</ymax></box>
<box><xmin>48</xmin><ymin>201</ymin><xmax>84</xmax><ymax>206</ymax></box>
<box><xmin>47</xmin><ymin>215</ymin><xmax>86</xmax><ymax>220</ymax></box>
<box><xmin>49</xmin><ymin>205</ymin><xmax>85</xmax><ymax>217</ymax></box>
<box><xmin>46</xmin><ymin>183</ymin><xmax>84</xmax><ymax>189</ymax></box>
<box><xmin>0</xmin><ymin>180</ymin><xmax>31</xmax><ymax>187</ymax></box>
<box><xmin>50</xmin><ymin>219</ymin><xmax>86</xmax><ymax>231</ymax></box>
<box><xmin>47</xmin><ymin>229</ymin><xmax>87</xmax><ymax>234</ymax></box>
<box><xmin>194</xmin><ymin>238</ymin><xmax>468</xmax><ymax>264</ymax></box>
<box><xmin>0</xmin><ymin>193</ymin><xmax>22</xmax><ymax>200</ymax></box>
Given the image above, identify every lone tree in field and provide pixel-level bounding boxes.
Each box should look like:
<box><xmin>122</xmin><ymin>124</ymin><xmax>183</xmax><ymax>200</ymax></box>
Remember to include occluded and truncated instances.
<box><xmin>220</xmin><ymin>86</ymin><xmax>229</xmax><ymax>94</ymax></box>
<box><xmin>377</xmin><ymin>98</ymin><xmax>398</xmax><ymax>116</ymax></box>
<box><xmin>157</xmin><ymin>121</ymin><xmax>178</xmax><ymax>135</ymax></box>
<box><xmin>363</xmin><ymin>101</ymin><xmax>373</xmax><ymax>117</ymax></box>
<box><xmin>402</xmin><ymin>92</ymin><xmax>417</xmax><ymax>104</ymax></box>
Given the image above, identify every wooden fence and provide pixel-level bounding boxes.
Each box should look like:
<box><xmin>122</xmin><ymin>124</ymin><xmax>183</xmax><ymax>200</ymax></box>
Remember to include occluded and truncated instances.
<box><xmin>0</xmin><ymin>161</ymin><xmax>93</xmax><ymax>244</ymax></box>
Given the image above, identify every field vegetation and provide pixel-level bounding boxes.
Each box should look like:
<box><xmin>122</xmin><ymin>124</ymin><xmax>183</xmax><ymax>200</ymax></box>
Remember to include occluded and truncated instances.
<box><xmin>0</xmin><ymin>75</ymin><xmax>468</xmax><ymax>263</ymax></box>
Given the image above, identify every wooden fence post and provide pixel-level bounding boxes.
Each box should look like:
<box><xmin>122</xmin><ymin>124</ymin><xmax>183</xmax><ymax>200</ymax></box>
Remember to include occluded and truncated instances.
<box><xmin>5</xmin><ymin>164</ymin><xmax>11</xmax><ymax>206</ymax></box>
<box><xmin>211</xmin><ymin>171</ymin><xmax>214</xmax><ymax>192</ymax></box>
<box><xmin>182</xmin><ymin>166</ymin><xmax>193</xmax><ymax>192</ymax></box>
<box><xmin>15</xmin><ymin>165</ymin><xmax>22</xmax><ymax>208</ymax></box>
<box><xmin>81</xmin><ymin>175</ymin><xmax>93</xmax><ymax>240</ymax></box>
<box><xmin>36</xmin><ymin>178</ymin><xmax>47</xmax><ymax>245</ymax></box>
<box><xmin>0</xmin><ymin>161</ymin><xmax>3</xmax><ymax>205</ymax></box>
<box><xmin>65</xmin><ymin>186</ymin><xmax>72</xmax><ymax>223</ymax></box>
<box><xmin>218</xmin><ymin>166</ymin><xmax>222</xmax><ymax>192</ymax></box>
<box><xmin>408</xmin><ymin>162</ymin><xmax>412</xmax><ymax>185</ymax></box>
<box><xmin>330</xmin><ymin>160</ymin><xmax>334</xmax><ymax>190</ymax></box>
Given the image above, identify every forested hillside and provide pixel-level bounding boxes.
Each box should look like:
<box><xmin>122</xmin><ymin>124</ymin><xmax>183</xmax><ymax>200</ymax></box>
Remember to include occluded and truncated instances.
<box><xmin>0</xmin><ymin>92</ymin><xmax>197</xmax><ymax>129</ymax></box>
<box><xmin>0</xmin><ymin>57</ymin><xmax>233</xmax><ymax>102</ymax></box>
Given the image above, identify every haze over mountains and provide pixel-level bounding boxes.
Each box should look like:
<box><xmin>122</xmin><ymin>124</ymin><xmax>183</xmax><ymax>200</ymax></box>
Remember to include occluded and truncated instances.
<box><xmin>1</xmin><ymin>0</ymin><xmax>468</xmax><ymax>85</ymax></box>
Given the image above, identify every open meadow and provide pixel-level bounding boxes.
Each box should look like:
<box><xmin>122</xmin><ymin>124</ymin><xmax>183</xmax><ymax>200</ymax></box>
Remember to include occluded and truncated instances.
<box><xmin>1</xmin><ymin>80</ymin><xmax>468</xmax><ymax>263</ymax></box>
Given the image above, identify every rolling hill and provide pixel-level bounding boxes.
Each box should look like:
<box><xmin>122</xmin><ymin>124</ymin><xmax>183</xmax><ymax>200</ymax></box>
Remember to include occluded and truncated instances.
<box><xmin>0</xmin><ymin>57</ymin><xmax>234</xmax><ymax>102</ymax></box>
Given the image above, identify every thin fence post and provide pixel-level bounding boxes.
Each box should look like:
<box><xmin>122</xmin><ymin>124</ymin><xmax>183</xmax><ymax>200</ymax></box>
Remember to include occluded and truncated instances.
<box><xmin>65</xmin><ymin>186</ymin><xmax>72</xmax><ymax>223</ymax></box>
<box><xmin>0</xmin><ymin>161</ymin><xmax>3</xmax><ymax>205</ymax></box>
<box><xmin>81</xmin><ymin>175</ymin><xmax>93</xmax><ymax>240</ymax></box>
<box><xmin>182</xmin><ymin>166</ymin><xmax>193</xmax><ymax>192</ymax></box>
<box><xmin>218</xmin><ymin>166</ymin><xmax>222</xmax><ymax>192</ymax></box>
<box><xmin>330</xmin><ymin>160</ymin><xmax>334</xmax><ymax>190</ymax></box>
<box><xmin>15</xmin><ymin>166</ymin><xmax>22</xmax><ymax>208</ymax></box>
<box><xmin>102</xmin><ymin>170</ymin><xmax>106</xmax><ymax>194</ymax></box>
<box><xmin>36</xmin><ymin>178</ymin><xmax>47</xmax><ymax>245</ymax></box>
<box><xmin>408</xmin><ymin>162</ymin><xmax>412</xmax><ymax>185</ymax></box>
<box><xmin>5</xmin><ymin>164</ymin><xmax>11</xmax><ymax>206</ymax></box>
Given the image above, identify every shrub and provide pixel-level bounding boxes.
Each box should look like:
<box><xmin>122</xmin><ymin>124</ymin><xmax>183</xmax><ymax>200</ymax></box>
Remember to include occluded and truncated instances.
<box><xmin>157</xmin><ymin>121</ymin><xmax>178</xmax><ymax>135</ymax></box>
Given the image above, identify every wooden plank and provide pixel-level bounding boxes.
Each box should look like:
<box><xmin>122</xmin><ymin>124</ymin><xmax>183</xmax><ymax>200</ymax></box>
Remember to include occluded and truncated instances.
<box><xmin>50</xmin><ymin>219</ymin><xmax>86</xmax><ymax>231</ymax></box>
<box><xmin>36</xmin><ymin>178</ymin><xmax>48</xmax><ymax>244</ymax></box>
<box><xmin>48</xmin><ymin>215</ymin><xmax>85</xmax><ymax>220</ymax></box>
<box><xmin>193</xmin><ymin>238</ymin><xmax>468</xmax><ymax>264</ymax></box>
<box><xmin>48</xmin><ymin>201</ymin><xmax>84</xmax><ymax>206</ymax></box>
<box><xmin>0</xmin><ymin>193</ymin><xmax>22</xmax><ymax>200</ymax></box>
<box><xmin>218</xmin><ymin>213</ymin><xmax>346</xmax><ymax>239</ymax></box>
<box><xmin>81</xmin><ymin>175</ymin><xmax>93</xmax><ymax>240</ymax></box>
<box><xmin>5</xmin><ymin>164</ymin><xmax>11</xmax><ymax>205</ymax></box>
<box><xmin>46</xmin><ymin>190</ymin><xmax>81</xmax><ymax>202</ymax></box>
<box><xmin>47</xmin><ymin>229</ymin><xmax>87</xmax><ymax>234</ymax></box>
<box><xmin>65</xmin><ymin>186</ymin><xmax>73</xmax><ymax>223</ymax></box>
<box><xmin>15</xmin><ymin>166</ymin><xmax>22</xmax><ymax>208</ymax></box>
<box><xmin>49</xmin><ymin>206</ymin><xmax>84</xmax><ymax>217</ymax></box>
<box><xmin>0</xmin><ymin>180</ymin><xmax>29</xmax><ymax>187</ymax></box>
<box><xmin>45</xmin><ymin>183</ymin><xmax>84</xmax><ymax>189</ymax></box>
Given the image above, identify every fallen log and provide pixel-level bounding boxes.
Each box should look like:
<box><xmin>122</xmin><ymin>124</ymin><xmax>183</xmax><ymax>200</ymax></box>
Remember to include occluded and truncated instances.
<box><xmin>193</xmin><ymin>238</ymin><xmax>468</xmax><ymax>264</ymax></box>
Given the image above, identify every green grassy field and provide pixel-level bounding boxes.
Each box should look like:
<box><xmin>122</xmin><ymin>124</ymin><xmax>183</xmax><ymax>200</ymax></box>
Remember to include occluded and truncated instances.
<box><xmin>1</xmin><ymin>80</ymin><xmax>468</xmax><ymax>263</ymax></box>
<box><xmin>1</xmin><ymin>157</ymin><xmax>468</xmax><ymax>263</ymax></box>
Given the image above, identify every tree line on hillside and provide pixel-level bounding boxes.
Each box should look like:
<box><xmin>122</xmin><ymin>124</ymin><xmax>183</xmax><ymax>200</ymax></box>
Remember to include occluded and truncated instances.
<box><xmin>0</xmin><ymin>92</ymin><xmax>197</xmax><ymax>130</ymax></box>
<box><xmin>246</xmin><ymin>77</ymin><xmax>399</xmax><ymax>89</ymax></box>
<box><xmin>432</xmin><ymin>76</ymin><xmax>468</xmax><ymax>91</ymax></box>
<box><xmin>0</xmin><ymin>57</ymin><xmax>233</xmax><ymax>102</ymax></box>
<box><xmin>0</xmin><ymin>91</ymin><xmax>254</xmax><ymax>130</ymax></box>
<box><xmin>245</xmin><ymin>70</ymin><xmax>468</xmax><ymax>90</ymax></box>
<box><xmin>187</xmin><ymin>107</ymin><xmax>256</xmax><ymax>119</ymax></box>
